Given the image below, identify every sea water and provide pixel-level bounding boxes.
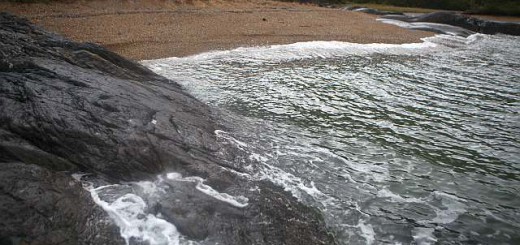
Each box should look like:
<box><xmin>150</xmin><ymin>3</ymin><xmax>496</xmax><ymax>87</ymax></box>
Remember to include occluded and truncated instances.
<box><xmin>141</xmin><ymin>33</ymin><xmax>520</xmax><ymax>244</ymax></box>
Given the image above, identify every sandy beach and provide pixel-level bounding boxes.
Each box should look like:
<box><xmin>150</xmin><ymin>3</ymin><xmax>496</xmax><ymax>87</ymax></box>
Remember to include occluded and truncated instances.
<box><xmin>0</xmin><ymin>0</ymin><xmax>434</xmax><ymax>60</ymax></box>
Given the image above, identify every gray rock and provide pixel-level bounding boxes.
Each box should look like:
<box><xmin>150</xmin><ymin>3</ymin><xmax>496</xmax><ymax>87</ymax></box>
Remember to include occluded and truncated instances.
<box><xmin>378</xmin><ymin>17</ymin><xmax>476</xmax><ymax>37</ymax></box>
<box><xmin>346</xmin><ymin>6</ymin><xmax>403</xmax><ymax>16</ymax></box>
<box><xmin>0</xmin><ymin>12</ymin><xmax>335</xmax><ymax>245</ymax></box>
<box><xmin>0</xmin><ymin>12</ymin><xmax>219</xmax><ymax>181</ymax></box>
<box><xmin>0</xmin><ymin>162</ymin><xmax>125</xmax><ymax>245</ymax></box>
<box><xmin>381</xmin><ymin>11</ymin><xmax>520</xmax><ymax>36</ymax></box>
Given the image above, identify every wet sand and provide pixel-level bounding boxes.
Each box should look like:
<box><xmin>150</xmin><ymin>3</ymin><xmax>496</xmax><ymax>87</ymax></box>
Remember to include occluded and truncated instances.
<box><xmin>0</xmin><ymin>0</ymin><xmax>434</xmax><ymax>60</ymax></box>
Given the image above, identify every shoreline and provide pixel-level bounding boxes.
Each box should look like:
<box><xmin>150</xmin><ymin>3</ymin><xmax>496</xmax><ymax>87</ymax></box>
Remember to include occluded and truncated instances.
<box><xmin>0</xmin><ymin>0</ymin><xmax>435</xmax><ymax>60</ymax></box>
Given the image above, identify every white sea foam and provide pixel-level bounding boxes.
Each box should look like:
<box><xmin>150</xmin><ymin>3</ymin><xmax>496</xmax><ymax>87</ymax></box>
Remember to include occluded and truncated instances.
<box><xmin>377</xmin><ymin>188</ymin><xmax>424</xmax><ymax>203</ymax></box>
<box><xmin>249</xmin><ymin>152</ymin><xmax>269</xmax><ymax>163</ymax></box>
<box><xmin>378</xmin><ymin>20</ymin><xmax>488</xmax><ymax>48</ymax></box>
<box><xmin>213</xmin><ymin>130</ymin><xmax>330</xmax><ymax>202</ymax></box>
<box><xmin>297</xmin><ymin>181</ymin><xmax>323</xmax><ymax>197</ymax></box>
<box><xmin>134</xmin><ymin>181</ymin><xmax>164</xmax><ymax>197</ymax></box>
<box><xmin>357</xmin><ymin>220</ymin><xmax>376</xmax><ymax>245</ymax></box>
<box><xmin>312</xmin><ymin>146</ymin><xmax>390</xmax><ymax>183</ymax></box>
<box><xmin>141</xmin><ymin>33</ymin><xmax>493</xmax><ymax>72</ymax></box>
<box><xmin>142</xmin><ymin>39</ymin><xmax>438</xmax><ymax>67</ymax></box>
<box><xmin>253</xmin><ymin>159</ymin><xmax>304</xmax><ymax>198</ymax></box>
<box><xmin>166</xmin><ymin>172</ymin><xmax>182</xmax><ymax>180</ymax></box>
<box><xmin>412</xmin><ymin>227</ymin><xmax>437</xmax><ymax>245</ymax></box>
<box><xmin>249</xmin><ymin>153</ymin><xmax>333</xmax><ymax>205</ymax></box>
<box><xmin>465</xmin><ymin>33</ymin><xmax>487</xmax><ymax>44</ymax></box>
<box><xmin>88</xmin><ymin>185</ymin><xmax>181</xmax><ymax>245</ymax></box>
<box><xmin>215</xmin><ymin>130</ymin><xmax>248</xmax><ymax>150</ymax></box>
<box><xmin>76</xmin><ymin>170</ymin><xmax>248</xmax><ymax>245</ymax></box>
<box><xmin>166</xmin><ymin>172</ymin><xmax>249</xmax><ymax>208</ymax></box>
<box><xmin>378</xmin><ymin>188</ymin><xmax>467</xmax><ymax>225</ymax></box>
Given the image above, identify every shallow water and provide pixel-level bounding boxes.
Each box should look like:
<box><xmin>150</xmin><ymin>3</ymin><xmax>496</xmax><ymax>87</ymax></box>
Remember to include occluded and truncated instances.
<box><xmin>142</xmin><ymin>34</ymin><xmax>520</xmax><ymax>244</ymax></box>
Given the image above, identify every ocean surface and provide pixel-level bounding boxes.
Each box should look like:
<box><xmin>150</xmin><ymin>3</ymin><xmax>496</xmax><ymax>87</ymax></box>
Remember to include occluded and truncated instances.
<box><xmin>110</xmin><ymin>33</ymin><xmax>519</xmax><ymax>244</ymax></box>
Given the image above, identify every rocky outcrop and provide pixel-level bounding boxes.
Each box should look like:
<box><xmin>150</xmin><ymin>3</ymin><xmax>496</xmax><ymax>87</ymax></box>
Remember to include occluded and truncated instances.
<box><xmin>380</xmin><ymin>11</ymin><xmax>520</xmax><ymax>36</ymax></box>
<box><xmin>345</xmin><ymin>6</ymin><xmax>403</xmax><ymax>16</ymax></box>
<box><xmin>0</xmin><ymin>12</ymin><xmax>335</xmax><ymax>245</ymax></box>
<box><xmin>378</xmin><ymin>17</ymin><xmax>476</xmax><ymax>37</ymax></box>
<box><xmin>347</xmin><ymin>7</ymin><xmax>520</xmax><ymax>36</ymax></box>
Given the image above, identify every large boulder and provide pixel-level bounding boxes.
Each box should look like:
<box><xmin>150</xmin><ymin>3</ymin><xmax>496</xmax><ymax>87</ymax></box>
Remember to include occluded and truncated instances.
<box><xmin>0</xmin><ymin>12</ymin><xmax>335</xmax><ymax>245</ymax></box>
<box><xmin>0</xmin><ymin>11</ymin><xmax>219</xmax><ymax>181</ymax></box>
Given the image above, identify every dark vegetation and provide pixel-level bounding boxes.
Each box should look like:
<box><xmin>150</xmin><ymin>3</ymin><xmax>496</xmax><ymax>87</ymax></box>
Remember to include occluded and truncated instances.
<box><xmin>290</xmin><ymin>0</ymin><xmax>520</xmax><ymax>16</ymax></box>
<box><xmin>351</xmin><ymin>0</ymin><xmax>520</xmax><ymax>16</ymax></box>
<box><xmin>5</xmin><ymin>0</ymin><xmax>520</xmax><ymax>15</ymax></box>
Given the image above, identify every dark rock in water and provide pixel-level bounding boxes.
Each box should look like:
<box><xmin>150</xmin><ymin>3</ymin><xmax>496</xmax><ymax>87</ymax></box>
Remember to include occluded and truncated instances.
<box><xmin>381</xmin><ymin>11</ymin><xmax>520</xmax><ymax>36</ymax></box>
<box><xmin>345</xmin><ymin>6</ymin><xmax>403</xmax><ymax>16</ymax></box>
<box><xmin>0</xmin><ymin>12</ymin><xmax>335</xmax><ymax>244</ymax></box>
<box><xmin>379</xmin><ymin>15</ymin><xmax>476</xmax><ymax>37</ymax></box>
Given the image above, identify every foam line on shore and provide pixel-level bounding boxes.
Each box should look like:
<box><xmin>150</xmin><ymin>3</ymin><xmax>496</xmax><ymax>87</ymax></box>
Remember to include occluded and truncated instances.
<box><xmin>142</xmin><ymin>39</ymin><xmax>439</xmax><ymax>65</ymax></box>
<box><xmin>143</xmin><ymin>33</ymin><xmax>490</xmax><ymax>67</ymax></box>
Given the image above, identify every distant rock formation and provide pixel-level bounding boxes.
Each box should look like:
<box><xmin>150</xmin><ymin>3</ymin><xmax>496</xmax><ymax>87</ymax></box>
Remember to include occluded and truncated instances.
<box><xmin>376</xmin><ymin>11</ymin><xmax>520</xmax><ymax>36</ymax></box>
<box><xmin>0</xmin><ymin>12</ymin><xmax>335</xmax><ymax>245</ymax></box>
<box><xmin>345</xmin><ymin>6</ymin><xmax>404</xmax><ymax>16</ymax></box>
<box><xmin>378</xmin><ymin>16</ymin><xmax>476</xmax><ymax>37</ymax></box>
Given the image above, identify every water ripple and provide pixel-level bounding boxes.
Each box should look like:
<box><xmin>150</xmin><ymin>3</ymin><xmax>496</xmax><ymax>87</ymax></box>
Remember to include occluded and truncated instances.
<box><xmin>144</xmin><ymin>34</ymin><xmax>520</xmax><ymax>244</ymax></box>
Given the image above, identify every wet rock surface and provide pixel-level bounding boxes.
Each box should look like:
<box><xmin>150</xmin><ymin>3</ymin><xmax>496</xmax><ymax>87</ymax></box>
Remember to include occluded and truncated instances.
<box><xmin>0</xmin><ymin>162</ymin><xmax>125</xmax><ymax>245</ymax></box>
<box><xmin>345</xmin><ymin>6</ymin><xmax>403</xmax><ymax>16</ymax></box>
<box><xmin>380</xmin><ymin>11</ymin><xmax>520</xmax><ymax>36</ymax></box>
<box><xmin>0</xmin><ymin>12</ymin><xmax>335</xmax><ymax>245</ymax></box>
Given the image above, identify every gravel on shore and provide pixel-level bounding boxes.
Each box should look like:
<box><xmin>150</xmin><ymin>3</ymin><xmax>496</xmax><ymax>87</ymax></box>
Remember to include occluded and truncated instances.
<box><xmin>0</xmin><ymin>0</ymin><xmax>434</xmax><ymax>60</ymax></box>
